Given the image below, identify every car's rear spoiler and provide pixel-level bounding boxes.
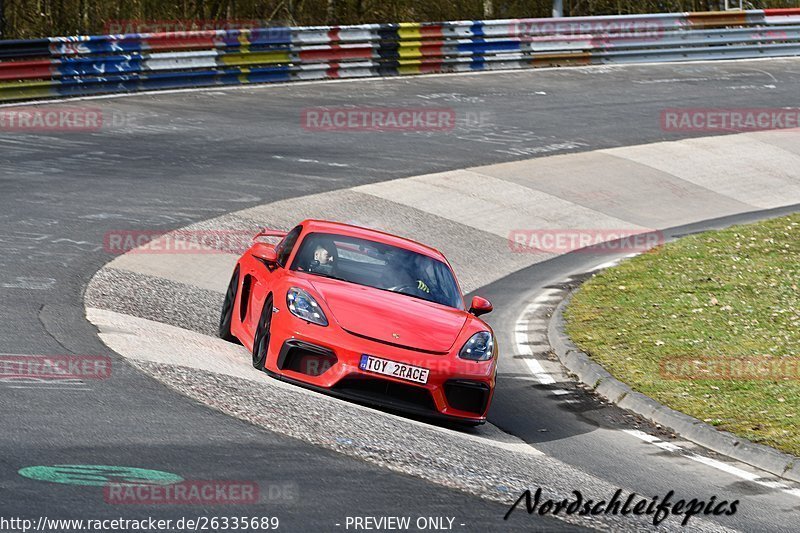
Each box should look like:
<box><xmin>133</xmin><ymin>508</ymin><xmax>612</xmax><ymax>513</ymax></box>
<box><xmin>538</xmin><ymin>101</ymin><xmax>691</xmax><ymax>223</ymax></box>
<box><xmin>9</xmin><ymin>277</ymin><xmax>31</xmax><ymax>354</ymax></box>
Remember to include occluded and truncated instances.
<box><xmin>253</xmin><ymin>228</ymin><xmax>288</xmax><ymax>241</ymax></box>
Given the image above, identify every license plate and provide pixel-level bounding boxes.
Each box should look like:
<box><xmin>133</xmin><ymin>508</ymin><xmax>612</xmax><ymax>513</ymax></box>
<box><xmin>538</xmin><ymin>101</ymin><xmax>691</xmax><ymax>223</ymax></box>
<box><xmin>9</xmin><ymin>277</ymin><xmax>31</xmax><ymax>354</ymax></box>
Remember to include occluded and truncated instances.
<box><xmin>359</xmin><ymin>355</ymin><xmax>429</xmax><ymax>385</ymax></box>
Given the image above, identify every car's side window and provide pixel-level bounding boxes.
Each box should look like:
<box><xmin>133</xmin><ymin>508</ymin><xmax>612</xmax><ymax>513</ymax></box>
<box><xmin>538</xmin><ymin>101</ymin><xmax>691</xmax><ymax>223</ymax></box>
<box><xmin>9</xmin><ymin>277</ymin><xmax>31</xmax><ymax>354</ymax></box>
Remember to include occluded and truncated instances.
<box><xmin>276</xmin><ymin>226</ymin><xmax>302</xmax><ymax>267</ymax></box>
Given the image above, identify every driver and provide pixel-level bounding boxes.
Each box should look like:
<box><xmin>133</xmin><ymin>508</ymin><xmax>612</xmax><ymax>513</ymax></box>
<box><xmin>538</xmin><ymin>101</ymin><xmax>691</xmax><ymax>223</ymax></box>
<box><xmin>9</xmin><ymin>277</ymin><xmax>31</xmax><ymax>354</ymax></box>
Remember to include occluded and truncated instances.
<box><xmin>412</xmin><ymin>255</ymin><xmax>433</xmax><ymax>295</ymax></box>
<box><xmin>384</xmin><ymin>251</ymin><xmax>432</xmax><ymax>296</ymax></box>
<box><xmin>307</xmin><ymin>239</ymin><xmax>336</xmax><ymax>275</ymax></box>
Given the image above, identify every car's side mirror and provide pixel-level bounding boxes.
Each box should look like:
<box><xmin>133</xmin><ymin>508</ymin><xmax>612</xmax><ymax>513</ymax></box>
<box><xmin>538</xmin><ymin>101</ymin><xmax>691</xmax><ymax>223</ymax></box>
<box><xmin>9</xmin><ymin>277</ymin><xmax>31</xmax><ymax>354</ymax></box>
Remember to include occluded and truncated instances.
<box><xmin>469</xmin><ymin>296</ymin><xmax>493</xmax><ymax>317</ymax></box>
<box><xmin>251</xmin><ymin>243</ymin><xmax>278</xmax><ymax>266</ymax></box>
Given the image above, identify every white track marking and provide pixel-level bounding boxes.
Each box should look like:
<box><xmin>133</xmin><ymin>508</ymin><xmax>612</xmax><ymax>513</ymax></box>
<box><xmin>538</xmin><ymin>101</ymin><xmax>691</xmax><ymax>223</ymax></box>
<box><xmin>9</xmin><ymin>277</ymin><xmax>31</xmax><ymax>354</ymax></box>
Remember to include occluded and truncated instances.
<box><xmin>514</xmin><ymin>331</ymin><xmax>556</xmax><ymax>384</ymax></box>
<box><xmin>690</xmin><ymin>455</ymin><xmax>761</xmax><ymax>481</ymax></box>
<box><xmin>514</xmin><ymin>289</ymin><xmax>561</xmax><ymax>385</ymax></box>
<box><xmin>756</xmin><ymin>480</ymin><xmax>791</xmax><ymax>490</ymax></box>
<box><xmin>624</xmin><ymin>429</ymin><xmax>800</xmax><ymax>500</ymax></box>
<box><xmin>582</xmin><ymin>250</ymin><xmax>800</xmax><ymax>499</ymax></box>
<box><xmin>589</xmin><ymin>259</ymin><xmax>622</xmax><ymax>272</ymax></box>
<box><xmin>516</xmin><ymin>279</ymin><xmax>800</xmax><ymax>502</ymax></box>
<box><xmin>589</xmin><ymin>253</ymin><xmax>642</xmax><ymax>272</ymax></box>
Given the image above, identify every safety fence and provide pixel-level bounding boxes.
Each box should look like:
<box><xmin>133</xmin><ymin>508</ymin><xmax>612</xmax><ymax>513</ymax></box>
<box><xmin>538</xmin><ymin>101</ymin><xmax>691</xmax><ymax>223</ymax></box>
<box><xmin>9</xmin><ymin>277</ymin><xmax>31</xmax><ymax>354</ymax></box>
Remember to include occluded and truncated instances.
<box><xmin>1</xmin><ymin>8</ymin><xmax>799</xmax><ymax>102</ymax></box>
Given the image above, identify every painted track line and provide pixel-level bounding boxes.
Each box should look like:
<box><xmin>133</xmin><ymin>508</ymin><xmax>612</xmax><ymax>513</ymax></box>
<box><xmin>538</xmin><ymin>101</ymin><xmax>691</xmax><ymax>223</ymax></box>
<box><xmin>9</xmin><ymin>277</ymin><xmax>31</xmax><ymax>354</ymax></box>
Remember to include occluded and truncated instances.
<box><xmin>584</xmin><ymin>253</ymin><xmax>800</xmax><ymax>497</ymax></box>
<box><xmin>624</xmin><ymin>429</ymin><xmax>800</xmax><ymax>500</ymax></box>
<box><xmin>514</xmin><ymin>289</ymin><xmax>561</xmax><ymax>385</ymax></box>
<box><xmin>589</xmin><ymin>253</ymin><xmax>640</xmax><ymax>272</ymax></box>
<box><xmin>517</xmin><ymin>270</ymin><xmax>800</xmax><ymax>502</ymax></box>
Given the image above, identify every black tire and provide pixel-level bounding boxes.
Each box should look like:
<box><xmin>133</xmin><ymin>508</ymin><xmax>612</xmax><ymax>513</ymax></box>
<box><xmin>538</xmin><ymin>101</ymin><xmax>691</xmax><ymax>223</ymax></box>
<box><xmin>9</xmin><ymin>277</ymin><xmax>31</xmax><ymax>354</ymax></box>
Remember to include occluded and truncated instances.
<box><xmin>252</xmin><ymin>294</ymin><xmax>274</xmax><ymax>371</ymax></box>
<box><xmin>218</xmin><ymin>267</ymin><xmax>240</xmax><ymax>343</ymax></box>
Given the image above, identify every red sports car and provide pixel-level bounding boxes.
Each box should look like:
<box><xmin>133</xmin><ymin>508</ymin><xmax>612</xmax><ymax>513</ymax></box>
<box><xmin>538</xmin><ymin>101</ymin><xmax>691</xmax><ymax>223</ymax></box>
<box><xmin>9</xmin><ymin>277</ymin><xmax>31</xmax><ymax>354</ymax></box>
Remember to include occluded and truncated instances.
<box><xmin>219</xmin><ymin>220</ymin><xmax>497</xmax><ymax>425</ymax></box>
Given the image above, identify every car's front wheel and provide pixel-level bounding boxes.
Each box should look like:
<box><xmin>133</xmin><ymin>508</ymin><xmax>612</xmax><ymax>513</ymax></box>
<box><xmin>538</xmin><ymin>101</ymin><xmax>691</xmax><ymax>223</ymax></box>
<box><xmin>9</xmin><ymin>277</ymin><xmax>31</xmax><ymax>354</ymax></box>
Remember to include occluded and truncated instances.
<box><xmin>219</xmin><ymin>267</ymin><xmax>240</xmax><ymax>343</ymax></box>
<box><xmin>252</xmin><ymin>294</ymin><xmax>273</xmax><ymax>370</ymax></box>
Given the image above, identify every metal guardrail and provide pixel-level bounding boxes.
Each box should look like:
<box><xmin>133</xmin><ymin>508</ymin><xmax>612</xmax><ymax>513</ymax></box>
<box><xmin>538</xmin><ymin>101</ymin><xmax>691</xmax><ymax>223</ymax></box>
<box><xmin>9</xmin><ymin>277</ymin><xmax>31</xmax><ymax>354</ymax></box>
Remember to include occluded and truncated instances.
<box><xmin>0</xmin><ymin>9</ymin><xmax>799</xmax><ymax>102</ymax></box>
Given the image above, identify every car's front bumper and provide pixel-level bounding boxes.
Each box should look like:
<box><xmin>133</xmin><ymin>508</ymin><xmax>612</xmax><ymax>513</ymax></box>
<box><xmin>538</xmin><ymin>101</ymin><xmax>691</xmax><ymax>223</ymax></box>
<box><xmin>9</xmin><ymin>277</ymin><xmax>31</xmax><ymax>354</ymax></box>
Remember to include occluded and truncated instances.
<box><xmin>264</xmin><ymin>319</ymin><xmax>496</xmax><ymax>423</ymax></box>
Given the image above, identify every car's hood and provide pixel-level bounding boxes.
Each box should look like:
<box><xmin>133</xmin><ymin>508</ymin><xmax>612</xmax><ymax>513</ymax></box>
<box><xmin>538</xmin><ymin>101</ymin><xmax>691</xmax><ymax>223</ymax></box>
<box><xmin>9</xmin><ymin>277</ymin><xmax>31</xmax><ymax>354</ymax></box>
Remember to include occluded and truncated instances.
<box><xmin>309</xmin><ymin>278</ymin><xmax>466</xmax><ymax>353</ymax></box>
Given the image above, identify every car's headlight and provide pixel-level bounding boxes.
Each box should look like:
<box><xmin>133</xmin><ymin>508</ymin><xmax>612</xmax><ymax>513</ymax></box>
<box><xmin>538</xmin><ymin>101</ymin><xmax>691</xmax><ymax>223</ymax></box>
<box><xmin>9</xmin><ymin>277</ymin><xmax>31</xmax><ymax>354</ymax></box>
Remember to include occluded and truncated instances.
<box><xmin>458</xmin><ymin>331</ymin><xmax>494</xmax><ymax>361</ymax></box>
<box><xmin>286</xmin><ymin>287</ymin><xmax>328</xmax><ymax>326</ymax></box>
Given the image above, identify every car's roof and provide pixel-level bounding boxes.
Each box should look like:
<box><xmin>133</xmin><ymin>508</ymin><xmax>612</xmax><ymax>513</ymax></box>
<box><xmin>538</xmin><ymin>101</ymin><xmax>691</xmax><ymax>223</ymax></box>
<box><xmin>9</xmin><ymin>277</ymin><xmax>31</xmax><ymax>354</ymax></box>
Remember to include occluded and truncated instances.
<box><xmin>299</xmin><ymin>219</ymin><xmax>447</xmax><ymax>262</ymax></box>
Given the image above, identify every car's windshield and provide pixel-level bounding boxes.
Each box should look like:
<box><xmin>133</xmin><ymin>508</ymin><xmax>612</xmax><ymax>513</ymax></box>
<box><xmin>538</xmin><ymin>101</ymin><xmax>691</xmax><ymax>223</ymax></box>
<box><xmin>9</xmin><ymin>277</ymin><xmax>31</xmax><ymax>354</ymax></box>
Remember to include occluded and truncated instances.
<box><xmin>290</xmin><ymin>232</ymin><xmax>463</xmax><ymax>309</ymax></box>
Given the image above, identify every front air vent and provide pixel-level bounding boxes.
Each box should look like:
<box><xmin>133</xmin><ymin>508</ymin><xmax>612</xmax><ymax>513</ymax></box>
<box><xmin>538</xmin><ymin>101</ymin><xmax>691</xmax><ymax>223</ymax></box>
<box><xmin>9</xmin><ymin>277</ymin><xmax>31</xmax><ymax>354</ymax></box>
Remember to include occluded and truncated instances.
<box><xmin>239</xmin><ymin>275</ymin><xmax>253</xmax><ymax>322</ymax></box>
<box><xmin>444</xmin><ymin>380</ymin><xmax>490</xmax><ymax>415</ymax></box>
<box><xmin>277</xmin><ymin>340</ymin><xmax>337</xmax><ymax>376</ymax></box>
<box><xmin>333</xmin><ymin>376</ymin><xmax>437</xmax><ymax>412</ymax></box>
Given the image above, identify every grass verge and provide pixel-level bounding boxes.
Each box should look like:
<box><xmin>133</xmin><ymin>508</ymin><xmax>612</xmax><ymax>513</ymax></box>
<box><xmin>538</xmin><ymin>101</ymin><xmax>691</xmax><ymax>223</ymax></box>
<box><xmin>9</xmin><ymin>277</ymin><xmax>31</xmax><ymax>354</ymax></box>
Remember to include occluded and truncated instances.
<box><xmin>565</xmin><ymin>214</ymin><xmax>800</xmax><ymax>456</ymax></box>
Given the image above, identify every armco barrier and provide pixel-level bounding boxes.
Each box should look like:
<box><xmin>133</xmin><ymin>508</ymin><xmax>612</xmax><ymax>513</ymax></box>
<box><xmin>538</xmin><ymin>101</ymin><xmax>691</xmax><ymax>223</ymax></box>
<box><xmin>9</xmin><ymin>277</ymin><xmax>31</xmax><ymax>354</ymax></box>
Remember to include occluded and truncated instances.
<box><xmin>1</xmin><ymin>9</ymin><xmax>800</xmax><ymax>102</ymax></box>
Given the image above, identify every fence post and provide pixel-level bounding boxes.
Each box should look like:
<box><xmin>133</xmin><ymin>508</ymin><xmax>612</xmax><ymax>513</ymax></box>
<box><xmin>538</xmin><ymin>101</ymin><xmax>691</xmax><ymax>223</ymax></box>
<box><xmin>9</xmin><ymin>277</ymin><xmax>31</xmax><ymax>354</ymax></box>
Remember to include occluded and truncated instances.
<box><xmin>552</xmin><ymin>0</ymin><xmax>563</xmax><ymax>18</ymax></box>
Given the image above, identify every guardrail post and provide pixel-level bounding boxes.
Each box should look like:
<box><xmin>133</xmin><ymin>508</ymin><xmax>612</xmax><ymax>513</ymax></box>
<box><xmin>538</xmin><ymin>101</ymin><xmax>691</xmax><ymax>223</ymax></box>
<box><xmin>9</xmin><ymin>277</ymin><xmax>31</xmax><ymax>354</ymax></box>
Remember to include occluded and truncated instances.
<box><xmin>552</xmin><ymin>0</ymin><xmax>563</xmax><ymax>18</ymax></box>
<box><xmin>2</xmin><ymin>7</ymin><xmax>800</xmax><ymax>103</ymax></box>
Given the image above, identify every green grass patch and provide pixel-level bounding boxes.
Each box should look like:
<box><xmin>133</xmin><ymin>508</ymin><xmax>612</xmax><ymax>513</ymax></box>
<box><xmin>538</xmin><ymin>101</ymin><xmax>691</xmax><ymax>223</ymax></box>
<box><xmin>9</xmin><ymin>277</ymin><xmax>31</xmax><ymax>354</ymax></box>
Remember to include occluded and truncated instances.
<box><xmin>565</xmin><ymin>214</ymin><xmax>800</xmax><ymax>456</ymax></box>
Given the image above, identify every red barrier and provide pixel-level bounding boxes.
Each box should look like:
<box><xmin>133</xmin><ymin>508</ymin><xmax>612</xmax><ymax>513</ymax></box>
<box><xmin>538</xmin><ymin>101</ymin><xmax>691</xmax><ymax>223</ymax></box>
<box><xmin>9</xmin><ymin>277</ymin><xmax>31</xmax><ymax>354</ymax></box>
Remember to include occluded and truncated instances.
<box><xmin>764</xmin><ymin>8</ymin><xmax>800</xmax><ymax>16</ymax></box>
<box><xmin>0</xmin><ymin>60</ymin><xmax>53</xmax><ymax>81</ymax></box>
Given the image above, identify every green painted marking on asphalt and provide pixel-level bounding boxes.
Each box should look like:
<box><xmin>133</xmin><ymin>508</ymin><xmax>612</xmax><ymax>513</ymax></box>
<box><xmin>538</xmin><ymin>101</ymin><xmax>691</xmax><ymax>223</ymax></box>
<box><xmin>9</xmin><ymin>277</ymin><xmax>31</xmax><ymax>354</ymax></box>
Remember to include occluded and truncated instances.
<box><xmin>18</xmin><ymin>465</ymin><xmax>184</xmax><ymax>486</ymax></box>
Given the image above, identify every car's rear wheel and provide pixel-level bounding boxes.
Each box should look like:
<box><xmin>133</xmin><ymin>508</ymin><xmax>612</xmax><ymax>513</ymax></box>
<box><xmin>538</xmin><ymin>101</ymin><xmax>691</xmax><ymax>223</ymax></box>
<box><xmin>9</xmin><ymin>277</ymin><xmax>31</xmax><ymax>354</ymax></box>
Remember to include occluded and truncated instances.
<box><xmin>252</xmin><ymin>294</ymin><xmax>273</xmax><ymax>370</ymax></box>
<box><xmin>219</xmin><ymin>267</ymin><xmax>240</xmax><ymax>343</ymax></box>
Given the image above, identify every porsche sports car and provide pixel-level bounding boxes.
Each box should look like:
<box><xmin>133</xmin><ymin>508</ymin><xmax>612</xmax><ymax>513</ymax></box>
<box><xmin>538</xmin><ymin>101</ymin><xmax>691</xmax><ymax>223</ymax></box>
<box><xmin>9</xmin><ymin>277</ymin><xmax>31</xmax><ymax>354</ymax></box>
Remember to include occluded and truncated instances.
<box><xmin>219</xmin><ymin>220</ymin><xmax>497</xmax><ymax>425</ymax></box>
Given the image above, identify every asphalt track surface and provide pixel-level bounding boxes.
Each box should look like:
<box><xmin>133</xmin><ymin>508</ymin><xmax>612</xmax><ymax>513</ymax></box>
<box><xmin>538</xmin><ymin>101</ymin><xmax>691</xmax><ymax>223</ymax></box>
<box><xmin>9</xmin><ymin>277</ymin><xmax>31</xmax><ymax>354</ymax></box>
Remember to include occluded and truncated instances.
<box><xmin>2</xmin><ymin>58</ymin><xmax>800</xmax><ymax>531</ymax></box>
